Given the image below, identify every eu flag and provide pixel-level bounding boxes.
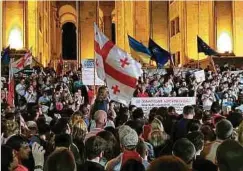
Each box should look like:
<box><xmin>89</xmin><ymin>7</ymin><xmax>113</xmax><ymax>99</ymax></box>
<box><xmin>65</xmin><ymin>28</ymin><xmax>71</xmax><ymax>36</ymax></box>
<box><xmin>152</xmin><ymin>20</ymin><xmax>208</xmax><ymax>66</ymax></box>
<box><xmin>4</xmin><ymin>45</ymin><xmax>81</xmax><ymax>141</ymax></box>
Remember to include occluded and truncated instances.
<box><xmin>197</xmin><ymin>36</ymin><xmax>219</xmax><ymax>56</ymax></box>
<box><xmin>1</xmin><ymin>46</ymin><xmax>10</xmax><ymax>65</ymax></box>
<box><xmin>128</xmin><ymin>35</ymin><xmax>152</xmax><ymax>64</ymax></box>
<box><xmin>148</xmin><ymin>38</ymin><xmax>170</xmax><ymax>67</ymax></box>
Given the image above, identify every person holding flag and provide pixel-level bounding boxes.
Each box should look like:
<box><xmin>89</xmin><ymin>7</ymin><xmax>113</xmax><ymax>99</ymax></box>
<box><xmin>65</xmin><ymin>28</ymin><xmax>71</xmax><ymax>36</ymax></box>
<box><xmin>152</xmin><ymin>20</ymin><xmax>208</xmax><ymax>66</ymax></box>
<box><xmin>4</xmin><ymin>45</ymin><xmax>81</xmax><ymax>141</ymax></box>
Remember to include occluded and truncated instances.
<box><xmin>7</xmin><ymin>47</ymin><xmax>33</xmax><ymax>106</ymax></box>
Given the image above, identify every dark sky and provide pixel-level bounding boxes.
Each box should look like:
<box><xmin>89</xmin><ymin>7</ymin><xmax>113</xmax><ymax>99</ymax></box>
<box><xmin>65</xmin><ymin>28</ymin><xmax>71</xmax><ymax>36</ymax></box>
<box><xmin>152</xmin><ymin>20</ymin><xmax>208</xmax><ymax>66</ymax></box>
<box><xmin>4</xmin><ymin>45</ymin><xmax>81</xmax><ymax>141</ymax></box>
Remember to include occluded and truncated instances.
<box><xmin>62</xmin><ymin>22</ymin><xmax>77</xmax><ymax>60</ymax></box>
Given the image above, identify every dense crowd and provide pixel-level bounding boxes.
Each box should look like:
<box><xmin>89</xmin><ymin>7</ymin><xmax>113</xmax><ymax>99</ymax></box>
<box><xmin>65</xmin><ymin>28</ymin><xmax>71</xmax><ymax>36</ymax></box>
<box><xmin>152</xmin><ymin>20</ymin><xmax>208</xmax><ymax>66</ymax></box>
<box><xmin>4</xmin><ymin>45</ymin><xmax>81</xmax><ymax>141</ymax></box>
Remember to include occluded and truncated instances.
<box><xmin>1</xmin><ymin>63</ymin><xmax>243</xmax><ymax>171</ymax></box>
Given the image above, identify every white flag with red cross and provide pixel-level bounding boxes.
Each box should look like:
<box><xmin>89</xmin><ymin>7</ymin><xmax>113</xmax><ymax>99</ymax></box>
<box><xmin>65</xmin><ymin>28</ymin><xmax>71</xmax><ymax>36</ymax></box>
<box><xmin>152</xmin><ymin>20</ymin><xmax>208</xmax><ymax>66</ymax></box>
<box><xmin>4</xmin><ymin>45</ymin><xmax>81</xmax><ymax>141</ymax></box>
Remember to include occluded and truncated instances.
<box><xmin>11</xmin><ymin>48</ymin><xmax>33</xmax><ymax>74</ymax></box>
<box><xmin>24</xmin><ymin>47</ymin><xmax>33</xmax><ymax>66</ymax></box>
<box><xmin>94</xmin><ymin>23</ymin><xmax>142</xmax><ymax>105</ymax></box>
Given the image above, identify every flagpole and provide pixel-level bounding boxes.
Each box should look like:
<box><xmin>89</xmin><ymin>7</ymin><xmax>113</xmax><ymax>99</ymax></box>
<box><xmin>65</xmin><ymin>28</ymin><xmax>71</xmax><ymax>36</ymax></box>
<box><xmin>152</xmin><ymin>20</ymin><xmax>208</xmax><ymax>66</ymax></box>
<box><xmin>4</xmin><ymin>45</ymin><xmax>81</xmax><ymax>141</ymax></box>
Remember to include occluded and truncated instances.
<box><xmin>149</xmin><ymin>1</ymin><xmax>153</xmax><ymax>69</ymax></box>
<box><xmin>19</xmin><ymin>113</ymin><xmax>22</xmax><ymax>135</ymax></box>
<box><xmin>76</xmin><ymin>1</ymin><xmax>79</xmax><ymax>70</ymax></box>
<box><xmin>150</xmin><ymin>1</ymin><xmax>153</xmax><ymax>39</ymax></box>
<box><xmin>94</xmin><ymin>1</ymin><xmax>99</xmax><ymax>96</ymax></box>
<box><xmin>8</xmin><ymin>58</ymin><xmax>11</xmax><ymax>105</ymax></box>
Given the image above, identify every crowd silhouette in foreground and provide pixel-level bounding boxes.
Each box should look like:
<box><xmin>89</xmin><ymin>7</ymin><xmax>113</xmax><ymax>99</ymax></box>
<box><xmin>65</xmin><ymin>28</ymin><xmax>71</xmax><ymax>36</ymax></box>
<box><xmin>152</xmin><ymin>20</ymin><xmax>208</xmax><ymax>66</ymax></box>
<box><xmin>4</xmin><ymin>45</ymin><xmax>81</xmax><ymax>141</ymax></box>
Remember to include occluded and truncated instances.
<box><xmin>1</xmin><ymin>63</ymin><xmax>243</xmax><ymax>171</ymax></box>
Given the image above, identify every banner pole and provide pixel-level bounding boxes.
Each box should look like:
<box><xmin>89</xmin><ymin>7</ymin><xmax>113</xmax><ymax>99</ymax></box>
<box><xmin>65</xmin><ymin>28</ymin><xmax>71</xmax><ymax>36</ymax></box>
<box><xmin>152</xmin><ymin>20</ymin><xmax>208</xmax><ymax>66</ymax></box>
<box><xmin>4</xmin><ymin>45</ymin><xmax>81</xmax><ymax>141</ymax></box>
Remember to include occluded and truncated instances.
<box><xmin>94</xmin><ymin>0</ymin><xmax>99</xmax><ymax>96</ymax></box>
<box><xmin>197</xmin><ymin>1</ymin><xmax>200</xmax><ymax>69</ymax></box>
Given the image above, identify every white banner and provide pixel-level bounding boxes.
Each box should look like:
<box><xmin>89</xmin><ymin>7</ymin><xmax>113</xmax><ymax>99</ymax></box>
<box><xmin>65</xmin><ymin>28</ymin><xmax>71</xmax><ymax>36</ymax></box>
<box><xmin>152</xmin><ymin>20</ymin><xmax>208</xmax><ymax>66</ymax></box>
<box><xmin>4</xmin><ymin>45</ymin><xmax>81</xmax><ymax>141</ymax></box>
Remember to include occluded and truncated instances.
<box><xmin>82</xmin><ymin>59</ymin><xmax>104</xmax><ymax>85</ymax></box>
<box><xmin>223</xmin><ymin>70</ymin><xmax>243</xmax><ymax>76</ymax></box>
<box><xmin>194</xmin><ymin>70</ymin><xmax>205</xmax><ymax>83</ymax></box>
<box><xmin>131</xmin><ymin>97</ymin><xmax>196</xmax><ymax>115</ymax></box>
<box><xmin>144</xmin><ymin>69</ymin><xmax>167</xmax><ymax>77</ymax></box>
<box><xmin>174</xmin><ymin>67</ymin><xmax>199</xmax><ymax>78</ymax></box>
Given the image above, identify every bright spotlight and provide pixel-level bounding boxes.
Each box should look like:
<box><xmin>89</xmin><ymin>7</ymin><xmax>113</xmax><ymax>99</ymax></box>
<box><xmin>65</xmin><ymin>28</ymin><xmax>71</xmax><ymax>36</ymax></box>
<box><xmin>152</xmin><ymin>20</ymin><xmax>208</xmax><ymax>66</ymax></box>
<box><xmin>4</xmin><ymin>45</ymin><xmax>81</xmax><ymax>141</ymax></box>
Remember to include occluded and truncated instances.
<box><xmin>217</xmin><ymin>32</ymin><xmax>232</xmax><ymax>53</ymax></box>
<box><xmin>8</xmin><ymin>27</ymin><xmax>23</xmax><ymax>49</ymax></box>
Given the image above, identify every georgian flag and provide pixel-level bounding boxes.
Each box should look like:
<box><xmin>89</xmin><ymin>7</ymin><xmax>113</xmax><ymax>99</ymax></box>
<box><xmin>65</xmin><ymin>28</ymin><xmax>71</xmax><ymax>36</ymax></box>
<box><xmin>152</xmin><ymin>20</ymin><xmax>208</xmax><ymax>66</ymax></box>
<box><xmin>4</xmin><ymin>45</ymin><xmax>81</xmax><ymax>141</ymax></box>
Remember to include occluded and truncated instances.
<box><xmin>24</xmin><ymin>48</ymin><xmax>33</xmax><ymax>66</ymax></box>
<box><xmin>94</xmin><ymin>23</ymin><xmax>142</xmax><ymax>105</ymax></box>
<box><xmin>11</xmin><ymin>49</ymin><xmax>33</xmax><ymax>74</ymax></box>
<box><xmin>94</xmin><ymin>25</ymin><xmax>107</xmax><ymax>81</ymax></box>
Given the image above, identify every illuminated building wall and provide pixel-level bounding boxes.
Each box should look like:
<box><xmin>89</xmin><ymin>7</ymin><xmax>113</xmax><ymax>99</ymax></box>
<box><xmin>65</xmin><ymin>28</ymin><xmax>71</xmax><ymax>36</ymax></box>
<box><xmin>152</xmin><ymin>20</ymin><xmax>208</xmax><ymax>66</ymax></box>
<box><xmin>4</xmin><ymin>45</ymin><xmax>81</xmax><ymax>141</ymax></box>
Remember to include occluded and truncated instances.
<box><xmin>27</xmin><ymin>1</ymin><xmax>37</xmax><ymax>57</ymax></box>
<box><xmin>114</xmin><ymin>1</ymin><xmax>135</xmax><ymax>52</ymax></box>
<box><xmin>2</xmin><ymin>1</ymin><xmax>24</xmax><ymax>50</ymax></box>
<box><xmin>168</xmin><ymin>1</ymin><xmax>215</xmax><ymax>64</ymax></box>
<box><xmin>1</xmin><ymin>1</ymin><xmax>243</xmax><ymax>66</ymax></box>
<box><xmin>150</xmin><ymin>1</ymin><xmax>169</xmax><ymax>52</ymax></box>
<box><xmin>168</xmin><ymin>1</ymin><xmax>243</xmax><ymax>65</ymax></box>
<box><xmin>0</xmin><ymin>1</ymin><xmax>2</xmax><ymax>51</ymax></box>
<box><xmin>2</xmin><ymin>1</ymin><xmax>54</xmax><ymax>67</ymax></box>
<box><xmin>80</xmin><ymin>1</ymin><xmax>98</xmax><ymax>59</ymax></box>
<box><xmin>168</xmin><ymin>1</ymin><xmax>183</xmax><ymax>65</ymax></box>
<box><xmin>36</xmin><ymin>1</ymin><xmax>52</xmax><ymax>66</ymax></box>
<box><xmin>233</xmin><ymin>1</ymin><xmax>243</xmax><ymax>56</ymax></box>
<box><xmin>215</xmin><ymin>1</ymin><xmax>233</xmax><ymax>53</ymax></box>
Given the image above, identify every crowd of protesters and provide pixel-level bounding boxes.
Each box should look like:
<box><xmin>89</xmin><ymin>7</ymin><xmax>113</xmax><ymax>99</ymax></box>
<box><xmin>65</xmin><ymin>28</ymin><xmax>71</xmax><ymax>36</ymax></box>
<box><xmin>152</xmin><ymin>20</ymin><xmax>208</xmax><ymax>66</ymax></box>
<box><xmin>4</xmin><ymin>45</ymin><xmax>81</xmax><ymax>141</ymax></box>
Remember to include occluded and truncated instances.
<box><xmin>1</xmin><ymin>62</ymin><xmax>243</xmax><ymax>171</ymax></box>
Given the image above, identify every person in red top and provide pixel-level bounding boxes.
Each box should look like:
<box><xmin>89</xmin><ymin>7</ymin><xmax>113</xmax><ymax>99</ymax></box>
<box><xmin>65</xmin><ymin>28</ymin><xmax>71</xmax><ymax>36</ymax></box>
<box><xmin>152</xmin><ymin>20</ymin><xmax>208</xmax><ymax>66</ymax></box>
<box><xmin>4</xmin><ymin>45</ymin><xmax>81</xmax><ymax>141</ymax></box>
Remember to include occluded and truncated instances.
<box><xmin>210</xmin><ymin>103</ymin><xmax>224</xmax><ymax>127</ymax></box>
<box><xmin>6</xmin><ymin>135</ymin><xmax>31</xmax><ymax>171</ymax></box>
<box><xmin>137</xmin><ymin>84</ymin><xmax>149</xmax><ymax>97</ymax></box>
<box><xmin>88</xmin><ymin>85</ymin><xmax>95</xmax><ymax>104</ymax></box>
<box><xmin>142</xmin><ymin>107</ymin><xmax>158</xmax><ymax>141</ymax></box>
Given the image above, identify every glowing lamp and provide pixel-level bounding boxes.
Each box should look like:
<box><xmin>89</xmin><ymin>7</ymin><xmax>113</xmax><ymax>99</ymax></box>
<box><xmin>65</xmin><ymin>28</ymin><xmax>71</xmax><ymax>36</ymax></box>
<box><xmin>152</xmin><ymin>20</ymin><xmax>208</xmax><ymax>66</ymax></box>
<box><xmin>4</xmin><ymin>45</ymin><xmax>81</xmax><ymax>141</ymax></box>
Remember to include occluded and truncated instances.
<box><xmin>8</xmin><ymin>27</ymin><xmax>23</xmax><ymax>49</ymax></box>
<box><xmin>217</xmin><ymin>32</ymin><xmax>232</xmax><ymax>53</ymax></box>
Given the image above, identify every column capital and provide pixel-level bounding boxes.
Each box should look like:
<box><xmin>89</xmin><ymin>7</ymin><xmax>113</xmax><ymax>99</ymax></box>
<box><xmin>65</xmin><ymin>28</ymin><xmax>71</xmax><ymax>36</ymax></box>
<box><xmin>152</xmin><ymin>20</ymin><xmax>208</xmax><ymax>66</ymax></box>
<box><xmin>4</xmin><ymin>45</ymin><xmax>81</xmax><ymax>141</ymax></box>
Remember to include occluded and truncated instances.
<box><xmin>99</xmin><ymin>1</ymin><xmax>115</xmax><ymax>16</ymax></box>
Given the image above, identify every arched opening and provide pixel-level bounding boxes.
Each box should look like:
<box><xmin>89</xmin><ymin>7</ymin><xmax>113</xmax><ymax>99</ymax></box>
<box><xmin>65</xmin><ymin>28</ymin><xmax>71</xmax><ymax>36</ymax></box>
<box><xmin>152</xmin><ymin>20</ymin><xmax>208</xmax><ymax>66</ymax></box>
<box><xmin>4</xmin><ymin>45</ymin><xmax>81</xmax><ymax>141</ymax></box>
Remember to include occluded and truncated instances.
<box><xmin>62</xmin><ymin>22</ymin><xmax>76</xmax><ymax>60</ymax></box>
<box><xmin>111</xmin><ymin>8</ymin><xmax>116</xmax><ymax>44</ymax></box>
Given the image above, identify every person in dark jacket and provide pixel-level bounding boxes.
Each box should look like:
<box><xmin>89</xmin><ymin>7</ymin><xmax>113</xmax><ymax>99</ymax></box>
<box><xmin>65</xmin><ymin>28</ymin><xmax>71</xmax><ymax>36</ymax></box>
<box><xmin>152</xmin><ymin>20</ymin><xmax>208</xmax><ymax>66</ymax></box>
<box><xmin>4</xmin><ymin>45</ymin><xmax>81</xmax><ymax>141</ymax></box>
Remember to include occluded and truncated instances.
<box><xmin>171</xmin><ymin>105</ymin><xmax>195</xmax><ymax>142</ymax></box>
<box><xmin>79</xmin><ymin>136</ymin><xmax>106</xmax><ymax>171</ymax></box>
<box><xmin>90</xmin><ymin>86</ymin><xmax>109</xmax><ymax>120</ymax></box>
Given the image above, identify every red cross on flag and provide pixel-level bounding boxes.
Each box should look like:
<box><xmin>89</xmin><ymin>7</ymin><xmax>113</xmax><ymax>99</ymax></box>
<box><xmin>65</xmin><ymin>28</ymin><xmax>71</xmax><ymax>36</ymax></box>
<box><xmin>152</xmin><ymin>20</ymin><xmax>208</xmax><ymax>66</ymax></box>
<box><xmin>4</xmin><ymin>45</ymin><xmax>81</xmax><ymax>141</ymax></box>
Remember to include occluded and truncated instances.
<box><xmin>94</xmin><ymin>23</ymin><xmax>142</xmax><ymax>105</ymax></box>
<box><xmin>11</xmin><ymin>57</ymin><xmax>25</xmax><ymax>71</ymax></box>
<box><xmin>11</xmin><ymin>48</ymin><xmax>33</xmax><ymax>74</ymax></box>
<box><xmin>24</xmin><ymin>48</ymin><xmax>33</xmax><ymax>66</ymax></box>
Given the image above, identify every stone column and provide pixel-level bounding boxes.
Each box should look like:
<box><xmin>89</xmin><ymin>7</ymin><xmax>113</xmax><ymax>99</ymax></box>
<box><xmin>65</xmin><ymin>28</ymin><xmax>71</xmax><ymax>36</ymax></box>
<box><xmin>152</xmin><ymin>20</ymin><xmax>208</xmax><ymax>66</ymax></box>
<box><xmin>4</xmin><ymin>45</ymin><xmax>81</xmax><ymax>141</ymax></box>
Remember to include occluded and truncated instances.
<box><xmin>51</xmin><ymin>5</ymin><xmax>57</xmax><ymax>60</ymax></box>
<box><xmin>103</xmin><ymin>15</ymin><xmax>112</xmax><ymax>40</ymax></box>
<box><xmin>233</xmin><ymin>1</ymin><xmax>243</xmax><ymax>56</ymax></box>
<box><xmin>150</xmin><ymin>1</ymin><xmax>168</xmax><ymax>50</ymax></box>
<box><xmin>80</xmin><ymin>1</ymin><xmax>98</xmax><ymax>59</ymax></box>
<box><xmin>99</xmin><ymin>2</ymin><xmax>114</xmax><ymax>40</ymax></box>
<box><xmin>27</xmin><ymin>1</ymin><xmax>37</xmax><ymax>56</ymax></box>
<box><xmin>134</xmin><ymin>1</ymin><xmax>150</xmax><ymax>45</ymax></box>
<box><xmin>56</xmin><ymin>18</ymin><xmax>62</xmax><ymax>59</ymax></box>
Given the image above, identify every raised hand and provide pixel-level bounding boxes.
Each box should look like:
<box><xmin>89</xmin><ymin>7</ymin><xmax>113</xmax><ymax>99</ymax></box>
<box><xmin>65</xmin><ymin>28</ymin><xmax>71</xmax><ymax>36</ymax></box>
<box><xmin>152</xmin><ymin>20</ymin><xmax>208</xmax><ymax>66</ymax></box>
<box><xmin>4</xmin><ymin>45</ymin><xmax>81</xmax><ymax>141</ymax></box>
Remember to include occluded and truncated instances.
<box><xmin>32</xmin><ymin>142</ymin><xmax>45</xmax><ymax>167</ymax></box>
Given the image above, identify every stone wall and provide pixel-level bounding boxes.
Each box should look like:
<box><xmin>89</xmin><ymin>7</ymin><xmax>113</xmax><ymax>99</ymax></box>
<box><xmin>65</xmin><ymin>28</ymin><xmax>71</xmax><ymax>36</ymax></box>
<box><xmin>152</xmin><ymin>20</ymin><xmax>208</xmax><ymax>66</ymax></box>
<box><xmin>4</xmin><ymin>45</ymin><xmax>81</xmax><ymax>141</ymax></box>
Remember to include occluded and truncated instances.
<box><xmin>233</xmin><ymin>1</ymin><xmax>243</xmax><ymax>56</ymax></box>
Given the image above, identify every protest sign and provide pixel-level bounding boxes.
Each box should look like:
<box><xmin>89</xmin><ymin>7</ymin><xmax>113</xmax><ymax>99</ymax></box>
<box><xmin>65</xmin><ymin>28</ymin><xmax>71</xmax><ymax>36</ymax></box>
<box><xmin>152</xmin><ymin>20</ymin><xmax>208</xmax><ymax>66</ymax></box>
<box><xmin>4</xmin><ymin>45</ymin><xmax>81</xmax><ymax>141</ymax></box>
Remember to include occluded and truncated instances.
<box><xmin>81</xmin><ymin>59</ymin><xmax>104</xmax><ymax>85</ymax></box>
<box><xmin>174</xmin><ymin>67</ymin><xmax>198</xmax><ymax>78</ymax></box>
<box><xmin>194</xmin><ymin>70</ymin><xmax>205</xmax><ymax>83</ymax></box>
<box><xmin>131</xmin><ymin>97</ymin><xmax>196</xmax><ymax>115</ymax></box>
<box><xmin>223</xmin><ymin>70</ymin><xmax>243</xmax><ymax>76</ymax></box>
<box><xmin>144</xmin><ymin>69</ymin><xmax>167</xmax><ymax>77</ymax></box>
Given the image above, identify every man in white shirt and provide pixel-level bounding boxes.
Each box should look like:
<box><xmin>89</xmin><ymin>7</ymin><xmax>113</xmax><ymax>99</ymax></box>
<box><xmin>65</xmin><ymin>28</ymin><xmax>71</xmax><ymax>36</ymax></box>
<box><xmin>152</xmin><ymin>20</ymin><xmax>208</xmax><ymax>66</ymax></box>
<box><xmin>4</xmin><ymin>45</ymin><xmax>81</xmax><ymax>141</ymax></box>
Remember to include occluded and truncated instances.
<box><xmin>15</xmin><ymin>78</ymin><xmax>26</xmax><ymax>100</ymax></box>
<box><xmin>38</xmin><ymin>90</ymin><xmax>50</xmax><ymax>105</ymax></box>
<box><xmin>178</xmin><ymin>82</ymin><xmax>189</xmax><ymax>96</ymax></box>
<box><xmin>85</xmin><ymin>110</ymin><xmax>108</xmax><ymax>142</ymax></box>
<box><xmin>24</xmin><ymin>85</ymin><xmax>37</xmax><ymax>104</ymax></box>
<box><xmin>202</xmin><ymin>88</ymin><xmax>215</xmax><ymax>110</ymax></box>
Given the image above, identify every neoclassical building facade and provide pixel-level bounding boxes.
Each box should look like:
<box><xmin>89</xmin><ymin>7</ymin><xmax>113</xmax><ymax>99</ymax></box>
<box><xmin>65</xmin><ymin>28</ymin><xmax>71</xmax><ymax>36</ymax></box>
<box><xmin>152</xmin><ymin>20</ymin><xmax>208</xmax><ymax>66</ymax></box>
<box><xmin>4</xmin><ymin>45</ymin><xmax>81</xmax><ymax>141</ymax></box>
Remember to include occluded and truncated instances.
<box><xmin>1</xmin><ymin>1</ymin><xmax>243</xmax><ymax>67</ymax></box>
